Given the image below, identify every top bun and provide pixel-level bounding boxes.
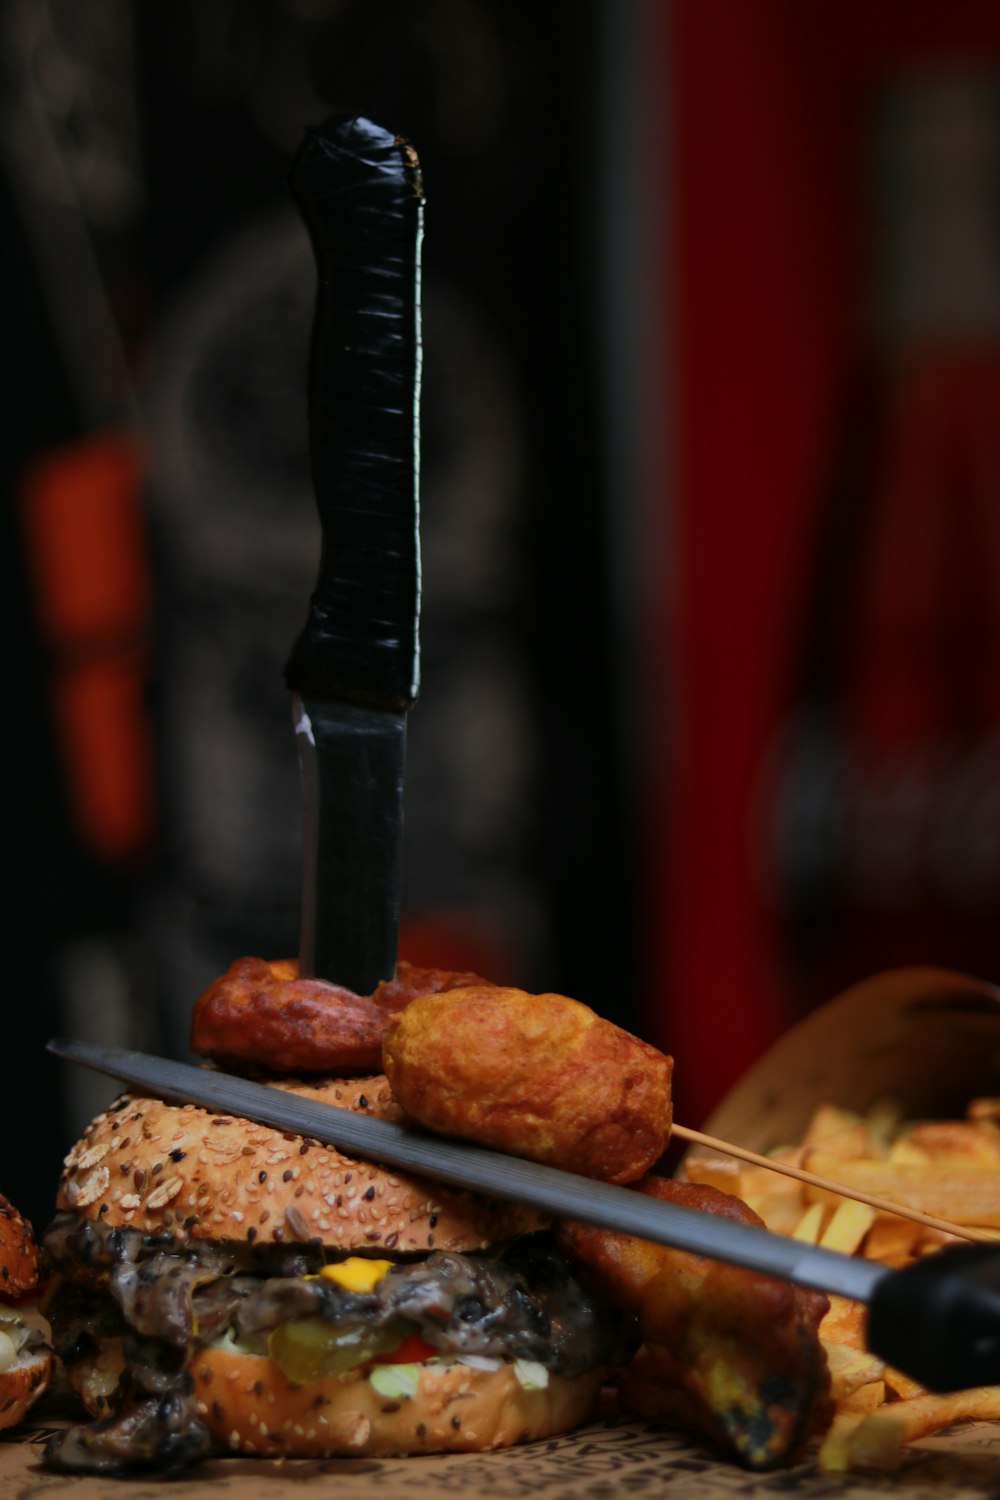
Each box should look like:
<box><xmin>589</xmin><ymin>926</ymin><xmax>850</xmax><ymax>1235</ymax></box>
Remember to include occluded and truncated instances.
<box><xmin>57</xmin><ymin>1075</ymin><xmax>544</xmax><ymax>1252</ymax></box>
<box><xmin>0</xmin><ymin>1195</ymin><xmax>41</xmax><ymax>1298</ymax></box>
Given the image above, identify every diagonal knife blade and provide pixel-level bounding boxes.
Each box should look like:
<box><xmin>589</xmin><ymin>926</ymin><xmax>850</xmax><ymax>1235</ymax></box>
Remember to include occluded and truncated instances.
<box><xmin>47</xmin><ymin>1037</ymin><xmax>884</xmax><ymax>1305</ymax></box>
<box><xmin>286</xmin><ymin>115</ymin><xmax>424</xmax><ymax>993</ymax></box>
<box><xmin>47</xmin><ymin>1038</ymin><xmax>1000</xmax><ymax>1393</ymax></box>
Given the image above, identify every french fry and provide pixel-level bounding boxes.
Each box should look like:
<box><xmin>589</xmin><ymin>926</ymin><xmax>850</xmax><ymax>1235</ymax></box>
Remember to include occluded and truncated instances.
<box><xmin>904</xmin><ymin>1120</ymin><xmax>1000</xmax><ymax>1168</ymax></box>
<box><xmin>840</xmin><ymin>1380</ymin><xmax>886</xmax><ymax>1415</ymax></box>
<box><xmin>816</xmin><ymin>1411</ymin><xmax>867</xmax><ymax>1472</ymax></box>
<box><xmin>802</xmin><ymin>1103</ymin><xmax>864</xmax><ymax>1145</ymax></box>
<box><xmin>862</xmin><ymin>1215</ymin><xmax>923</xmax><ymax>1264</ymax></box>
<box><xmin>802</xmin><ymin>1151</ymin><xmax>1000</xmax><ymax>1227</ymax></box>
<box><xmin>843</xmin><ymin>1387</ymin><xmax>1000</xmax><ymax>1451</ymax></box>
<box><xmin>790</xmin><ymin>1201</ymin><xmax>826</xmax><ymax>1243</ymax></box>
<box><xmin>820</xmin><ymin>1294</ymin><xmax>867</xmax><ymax>1350</ymax></box>
<box><xmin>882</xmin><ymin>1364</ymin><xmax>926</xmax><ymax>1402</ymax></box>
<box><xmin>819</xmin><ymin>1199</ymin><xmax>876</xmax><ymax>1255</ymax></box>
<box><xmin>824</xmin><ymin>1343</ymin><xmax>886</xmax><ymax>1401</ymax></box>
<box><xmin>741</xmin><ymin>1192</ymin><xmax>804</xmax><ymax>1235</ymax></box>
<box><xmin>850</xmin><ymin>1415</ymin><xmax>907</xmax><ymax>1470</ymax></box>
<box><xmin>864</xmin><ymin>1097</ymin><xmax>905</xmax><ymax>1153</ymax></box>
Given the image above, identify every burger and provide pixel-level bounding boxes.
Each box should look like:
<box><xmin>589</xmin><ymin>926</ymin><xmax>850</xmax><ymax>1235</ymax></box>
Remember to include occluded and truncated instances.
<box><xmin>0</xmin><ymin>1193</ymin><xmax>52</xmax><ymax>1429</ymax></box>
<box><xmin>43</xmin><ymin>1074</ymin><xmax>635</xmax><ymax>1474</ymax></box>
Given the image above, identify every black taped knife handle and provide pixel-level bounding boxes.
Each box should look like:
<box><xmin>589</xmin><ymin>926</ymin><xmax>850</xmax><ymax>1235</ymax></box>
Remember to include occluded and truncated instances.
<box><xmin>866</xmin><ymin>1243</ymin><xmax>1000</xmax><ymax>1392</ymax></box>
<box><xmin>287</xmin><ymin>115</ymin><xmax>423</xmax><ymax>712</ymax></box>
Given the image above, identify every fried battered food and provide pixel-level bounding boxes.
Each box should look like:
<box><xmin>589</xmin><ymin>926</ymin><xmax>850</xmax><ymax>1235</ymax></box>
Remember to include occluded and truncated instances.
<box><xmin>190</xmin><ymin>957</ymin><xmax>485</xmax><ymax>1075</ymax></box>
<box><xmin>557</xmin><ymin>1177</ymin><xmax>832</xmax><ymax>1469</ymax></box>
<box><xmin>383</xmin><ymin>986</ymin><xmax>673</xmax><ymax>1184</ymax></box>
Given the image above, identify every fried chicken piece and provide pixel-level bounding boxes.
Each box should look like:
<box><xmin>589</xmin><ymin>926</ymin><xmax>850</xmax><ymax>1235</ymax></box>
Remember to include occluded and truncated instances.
<box><xmin>190</xmin><ymin>957</ymin><xmax>485</xmax><ymax>1075</ymax></box>
<box><xmin>557</xmin><ymin>1177</ymin><xmax>832</xmax><ymax>1468</ymax></box>
<box><xmin>382</xmin><ymin>986</ymin><xmax>673</xmax><ymax>1183</ymax></box>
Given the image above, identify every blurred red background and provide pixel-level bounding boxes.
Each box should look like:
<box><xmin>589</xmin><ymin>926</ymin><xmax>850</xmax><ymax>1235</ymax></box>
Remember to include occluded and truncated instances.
<box><xmin>651</xmin><ymin>0</ymin><xmax>1000</xmax><ymax>1126</ymax></box>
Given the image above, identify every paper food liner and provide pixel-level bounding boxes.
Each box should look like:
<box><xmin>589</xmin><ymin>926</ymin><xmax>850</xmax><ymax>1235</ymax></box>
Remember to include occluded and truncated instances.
<box><xmin>690</xmin><ymin>965</ymin><xmax>1000</xmax><ymax>1161</ymax></box>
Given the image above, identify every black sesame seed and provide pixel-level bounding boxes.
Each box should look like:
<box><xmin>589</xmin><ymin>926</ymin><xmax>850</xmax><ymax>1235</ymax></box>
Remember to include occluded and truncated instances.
<box><xmin>282</xmin><ymin>1170</ymin><xmax>293</xmax><ymax>1183</ymax></box>
<box><xmin>451</xmin><ymin>1415</ymin><xmax>461</xmax><ymax>1429</ymax></box>
<box><xmin>212</xmin><ymin>1400</ymin><xmax>224</xmax><ymax>1421</ymax></box>
<box><xmin>358</xmin><ymin>1095</ymin><xmax>368</xmax><ymax>1109</ymax></box>
<box><xmin>258</xmin><ymin>1170</ymin><xmax>267</xmax><ymax>1183</ymax></box>
<box><xmin>246</xmin><ymin>1226</ymin><xmax>257</xmax><ymax>1243</ymax></box>
<box><xmin>299</xmin><ymin>1143</ymin><xmax>309</xmax><ymax>1155</ymax></box>
<box><xmin>364</xmin><ymin>1186</ymin><xmax>375</xmax><ymax>1201</ymax></box>
<box><xmin>429</xmin><ymin>1213</ymin><xmax>438</xmax><ymax>1228</ymax></box>
<box><xmin>169</xmin><ymin>1148</ymin><xmax>186</xmax><ymax>1162</ymax></box>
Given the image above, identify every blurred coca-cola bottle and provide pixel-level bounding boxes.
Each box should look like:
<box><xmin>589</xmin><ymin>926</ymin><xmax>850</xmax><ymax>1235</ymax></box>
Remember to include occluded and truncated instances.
<box><xmin>759</xmin><ymin>70</ymin><xmax>1000</xmax><ymax>1009</ymax></box>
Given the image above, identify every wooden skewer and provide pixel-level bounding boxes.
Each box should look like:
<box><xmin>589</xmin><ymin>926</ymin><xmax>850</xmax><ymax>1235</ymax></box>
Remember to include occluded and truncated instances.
<box><xmin>671</xmin><ymin>1122</ymin><xmax>994</xmax><ymax>1245</ymax></box>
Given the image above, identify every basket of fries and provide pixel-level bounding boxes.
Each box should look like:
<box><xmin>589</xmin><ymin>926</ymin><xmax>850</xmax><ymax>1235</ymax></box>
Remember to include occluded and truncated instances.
<box><xmin>680</xmin><ymin>966</ymin><xmax>1000</xmax><ymax>1471</ymax></box>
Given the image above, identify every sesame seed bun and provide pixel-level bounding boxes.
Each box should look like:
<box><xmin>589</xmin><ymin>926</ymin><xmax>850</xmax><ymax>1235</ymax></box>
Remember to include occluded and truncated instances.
<box><xmin>0</xmin><ymin>1195</ymin><xmax>42</xmax><ymax>1299</ymax></box>
<box><xmin>69</xmin><ymin>1340</ymin><xmax>604</xmax><ymax>1458</ymax></box>
<box><xmin>0</xmin><ymin>1195</ymin><xmax>52</xmax><ymax>1430</ymax></box>
<box><xmin>57</xmin><ymin>1075</ymin><xmax>545</xmax><ymax>1251</ymax></box>
<box><xmin>0</xmin><ymin>1347</ymin><xmax>52</xmax><ymax>1432</ymax></box>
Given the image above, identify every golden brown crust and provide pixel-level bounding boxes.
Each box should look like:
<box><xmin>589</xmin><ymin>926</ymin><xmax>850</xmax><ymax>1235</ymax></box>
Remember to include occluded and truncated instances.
<box><xmin>188</xmin><ymin>1348</ymin><xmax>602</xmax><ymax>1457</ymax></box>
<box><xmin>558</xmin><ymin>1177</ymin><xmax>832</xmax><ymax>1469</ymax></box>
<box><xmin>0</xmin><ymin>1348</ymin><xmax>52</xmax><ymax>1431</ymax></box>
<box><xmin>0</xmin><ymin>1195</ymin><xmax>40</xmax><ymax>1300</ymax></box>
<box><xmin>190</xmin><ymin>957</ymin><xmax>486</xmax><ymax>1075</ymax></box>
<box><xmin>384</xmin><ymin>987</ymin><xmax>673</xmax><ymax>1183</ymax></box>
<box><xmin>57</xmin><ymin>1075</ymin><xmax>545</xmax><ymax>1249</ymax></box>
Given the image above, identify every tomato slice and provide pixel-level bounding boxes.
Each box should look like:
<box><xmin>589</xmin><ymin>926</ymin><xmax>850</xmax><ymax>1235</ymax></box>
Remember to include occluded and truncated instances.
<box><xmin>374</xmin><ymin>1333</ymin><xmax>438</xmax><ymax>1365</ymax></box>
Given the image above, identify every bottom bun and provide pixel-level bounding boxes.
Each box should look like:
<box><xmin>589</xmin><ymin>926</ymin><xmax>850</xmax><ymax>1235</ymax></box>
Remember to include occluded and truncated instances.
<box><xmin>191</xmin><ymin>1348</ymin><xmax>604</xmax><ymax>1457</ymax></box>
<box><xmin>73</xmin><ymin>1341</ymin><xmax>603</xmax><ymax>1458</ymax></box>
<box><xmin>0</xmin><ymin>1348</ymin><xmax>53</xmax><ymax>1431</ymax></box>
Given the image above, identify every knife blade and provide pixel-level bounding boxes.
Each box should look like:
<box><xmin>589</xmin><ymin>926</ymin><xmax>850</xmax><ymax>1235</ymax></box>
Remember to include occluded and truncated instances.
<box><xmin>46</xmin><ymin>1036</ymin><xmax>1000</xmax><ymax>1392</ymax></box>
<box><xmin>286</xmin><ymin>115</ymin><xmax>424</xmax><ymax>993</ymax></box>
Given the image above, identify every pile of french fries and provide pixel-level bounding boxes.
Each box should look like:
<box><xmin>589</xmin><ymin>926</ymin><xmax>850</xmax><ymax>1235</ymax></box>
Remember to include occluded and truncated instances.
<box><xmin>683</xmin><ymin>1097</ymin><xmax>1000</xmax><ymax>1472</ymax></box>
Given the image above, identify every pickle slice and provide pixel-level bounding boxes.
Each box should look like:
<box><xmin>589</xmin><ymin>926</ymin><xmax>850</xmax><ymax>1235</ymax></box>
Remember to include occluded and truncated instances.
<box><xmin>268</xmin><ymin>1316</ymin><xmax>409</xmax><ymax>1383</ymax></box>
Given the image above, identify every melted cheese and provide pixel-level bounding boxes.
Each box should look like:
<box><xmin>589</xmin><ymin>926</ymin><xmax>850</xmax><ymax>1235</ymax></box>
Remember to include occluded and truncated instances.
<box><xmin>317</xmin><ymin>1258</ymin><xmax>393</xmax><ymax>1294</ymax></box>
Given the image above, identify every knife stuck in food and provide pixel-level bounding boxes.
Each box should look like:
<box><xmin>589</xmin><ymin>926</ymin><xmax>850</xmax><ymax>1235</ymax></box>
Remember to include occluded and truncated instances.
<box><xmin>47</xmin><ymin>1037</ymin><xmax>1000</xmax><ymax>1399</ymax></box>
<box><xmin>286</xmin><ymin>114</ymin><xmax>423</xmax><ymax>996</ymax></box>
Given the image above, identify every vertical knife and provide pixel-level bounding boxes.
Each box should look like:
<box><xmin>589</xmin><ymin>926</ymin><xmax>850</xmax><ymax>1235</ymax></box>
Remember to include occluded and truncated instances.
<box><xmin>286</xmin><ymin>115</ymin><xmax>424</xmax><ymax>993</ymax></box>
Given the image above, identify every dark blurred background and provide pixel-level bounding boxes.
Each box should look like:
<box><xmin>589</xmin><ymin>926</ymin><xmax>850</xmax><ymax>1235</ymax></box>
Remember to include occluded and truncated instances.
<box><xmin>4</xmin><ymin>0</ymin><xmax>999</xmax><ymax>1231</ymax></box>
